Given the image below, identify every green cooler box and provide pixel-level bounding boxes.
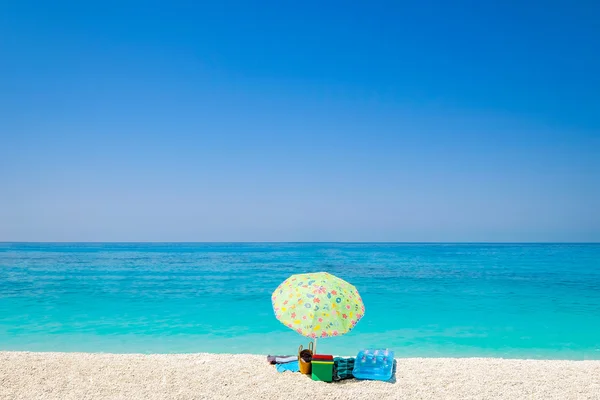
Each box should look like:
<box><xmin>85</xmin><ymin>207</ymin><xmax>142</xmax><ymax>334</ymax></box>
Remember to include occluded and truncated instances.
<box><xmin>311</xmin><ymin>354</ymin><xmax>334</xmax><ymax>382</ymax></box>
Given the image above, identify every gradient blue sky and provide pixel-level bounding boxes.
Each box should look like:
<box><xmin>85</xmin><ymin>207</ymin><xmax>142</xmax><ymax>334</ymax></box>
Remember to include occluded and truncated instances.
<box><xmin>1</xmin><ymin>0</ymin><xmax>599</xmax><ymax>242</ymax></box>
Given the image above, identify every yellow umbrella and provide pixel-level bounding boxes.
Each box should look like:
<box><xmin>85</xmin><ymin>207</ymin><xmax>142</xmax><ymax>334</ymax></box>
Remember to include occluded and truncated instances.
<box><xmin>272</xmin><ymin>272</ymin><xmax>365</xmax><ymax>352</ymax></box>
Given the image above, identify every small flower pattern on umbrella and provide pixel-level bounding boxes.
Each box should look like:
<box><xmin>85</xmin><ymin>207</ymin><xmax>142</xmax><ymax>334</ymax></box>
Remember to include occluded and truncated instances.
<box><xmin>271</xmin><ymin>272</ymin><xmax>365</xmax><ymax>338</ymax></box>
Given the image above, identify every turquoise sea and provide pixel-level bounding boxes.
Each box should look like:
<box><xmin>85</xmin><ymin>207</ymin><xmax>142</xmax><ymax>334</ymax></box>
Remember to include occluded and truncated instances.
<box><xmin>1</xmin><ymin>243</ymin><xmax>599</xmax><ymax>359</ymax></box>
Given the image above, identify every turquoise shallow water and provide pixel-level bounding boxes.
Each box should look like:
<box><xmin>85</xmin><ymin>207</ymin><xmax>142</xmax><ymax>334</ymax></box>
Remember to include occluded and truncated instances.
<box><xmin>1</xmin><ymin>243</ymin><xmax>599</xmax><ymax>359</ymax></box>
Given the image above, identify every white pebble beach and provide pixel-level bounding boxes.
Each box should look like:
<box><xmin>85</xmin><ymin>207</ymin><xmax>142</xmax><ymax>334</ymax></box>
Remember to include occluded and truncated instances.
<box><xmin>1</xmin><ymin>352</ymin><xmax>599</xmax><ymax>399</ymax></box>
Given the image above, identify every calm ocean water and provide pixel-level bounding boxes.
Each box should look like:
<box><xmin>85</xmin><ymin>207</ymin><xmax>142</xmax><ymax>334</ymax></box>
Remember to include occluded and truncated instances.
<box><xmin>0</xmin><ymin>243</ymin><xmax>599</xmax><ymax>359</ymax></box>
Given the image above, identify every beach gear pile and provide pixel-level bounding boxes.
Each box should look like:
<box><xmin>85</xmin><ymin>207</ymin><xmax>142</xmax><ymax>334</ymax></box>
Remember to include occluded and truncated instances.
<box><xmin>268</xmin><ymin>348</ymin><xmax>395</xmax><ymax>383</ymax></box>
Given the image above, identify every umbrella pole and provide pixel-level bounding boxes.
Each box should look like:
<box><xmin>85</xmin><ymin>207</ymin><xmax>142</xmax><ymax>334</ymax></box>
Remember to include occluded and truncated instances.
<box><xmin>314</xmin><ymin>337</ymin><xmax>317</xmax><ymax>354</ymax></box>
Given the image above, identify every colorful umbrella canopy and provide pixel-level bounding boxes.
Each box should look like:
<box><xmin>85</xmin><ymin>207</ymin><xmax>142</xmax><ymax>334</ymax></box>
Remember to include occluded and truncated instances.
<box><xmin>272</xmin><ymin>272</ymin><xmax>365</xmax><ymax>340</ymax></box>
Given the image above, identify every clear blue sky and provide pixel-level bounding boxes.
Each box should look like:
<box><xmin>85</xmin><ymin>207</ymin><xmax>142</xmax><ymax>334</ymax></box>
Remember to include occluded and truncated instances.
<box><xmin>1</xmin><ymin>0</ymin><xmax>599</xmax><ymax>242</ymax></box>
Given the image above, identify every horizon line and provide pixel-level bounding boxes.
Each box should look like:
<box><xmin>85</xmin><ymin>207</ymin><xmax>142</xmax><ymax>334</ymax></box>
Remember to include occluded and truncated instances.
<box><xmin>1</xmin><ymin>241</ymin><xmax>599</xmax><ymax>245</ymax></box>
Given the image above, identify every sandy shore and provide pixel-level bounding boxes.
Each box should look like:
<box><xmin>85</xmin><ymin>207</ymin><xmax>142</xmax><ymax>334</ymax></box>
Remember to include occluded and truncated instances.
<box><xmin>1</xmin><ymin>352</ymin><xmax>599</xmax><ymax>400</ymax></box>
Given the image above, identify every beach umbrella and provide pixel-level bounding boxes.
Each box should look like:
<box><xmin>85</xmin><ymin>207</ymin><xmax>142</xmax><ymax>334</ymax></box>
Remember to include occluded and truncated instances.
<box><xmin>271</xmin><ymin>272</ymin><xmax>365</xmax><ymax>352</ymax></box>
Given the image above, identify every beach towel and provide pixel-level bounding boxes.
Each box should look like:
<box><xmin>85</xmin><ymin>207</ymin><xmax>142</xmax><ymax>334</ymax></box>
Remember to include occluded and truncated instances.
<box><xmin>333</xmin><ymin>357</ymin><xmax>355</xmax><ymax>381</ymax></box>
<box><xmin>276</xmin><ymin>360</ymin><xmax>299</xmax><ymax>373</ymax></box>
<box><xmin>267</xmin><ymin>355</ymin><xmax>297</xmax><ymax>364</ymax></box>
